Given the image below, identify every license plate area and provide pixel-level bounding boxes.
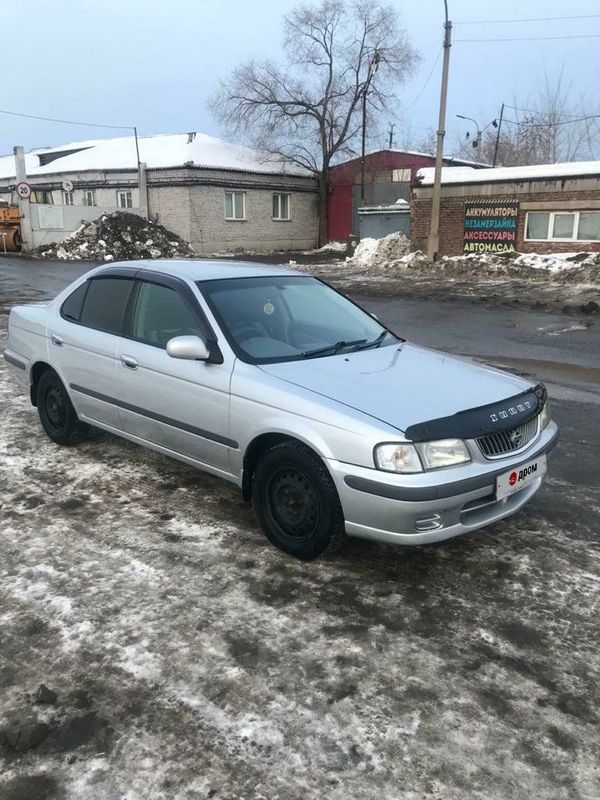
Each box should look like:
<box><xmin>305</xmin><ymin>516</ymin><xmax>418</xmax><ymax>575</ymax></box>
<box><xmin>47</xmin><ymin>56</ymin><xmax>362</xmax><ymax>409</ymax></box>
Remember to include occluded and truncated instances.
<box><xmin>496</xmin><ymin>455</ymin><xmax>547</xmax><ymax>500</ymax></box>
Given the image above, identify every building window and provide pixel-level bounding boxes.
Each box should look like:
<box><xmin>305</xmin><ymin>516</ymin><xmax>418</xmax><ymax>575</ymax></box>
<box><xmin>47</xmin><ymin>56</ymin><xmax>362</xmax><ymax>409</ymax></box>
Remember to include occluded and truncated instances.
<box><xmin>84</xmin><ymin>190</ymin><xmax>96</xmax><ymax>207</ymax></box>
<box><xmin>272</xmin><ymin>193</ymin><xmax>291</xmax><ymax>221</ymax></box>
<box><xmin>63</xmin><ymin>190</ymin><xmax>74</xmax><ymax>206</ymax></box>
<box><xmin>117</xmin><ymin>190</ymin><xmax>133</xmax><ymax>209</ymax></box>
<box><xmin>31</xmin><ymin>190</ymin><xmax>54</xmax><ymax>204</ymax></box>
<box><xmin>525</xmin><ymin>211</ymin><xmax>600</xmax><ymax>242</ymax></box>
<box><xmin>392</xmin><ymin>168</ymin><xmax>412</xmax><ymax>182</ymax></box>
<box><xmin>225</xmin><ymin>191</ymin><xmax>245</xmax><ymax>220</ymax></box>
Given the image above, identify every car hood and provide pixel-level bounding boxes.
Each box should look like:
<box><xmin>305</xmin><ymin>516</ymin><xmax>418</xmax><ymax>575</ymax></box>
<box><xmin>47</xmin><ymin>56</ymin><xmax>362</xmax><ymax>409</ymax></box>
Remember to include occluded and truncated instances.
<box><xmin>259</xmin><ymin>342</ymin><xmax>532</xmax><ymax>435</ymax></box>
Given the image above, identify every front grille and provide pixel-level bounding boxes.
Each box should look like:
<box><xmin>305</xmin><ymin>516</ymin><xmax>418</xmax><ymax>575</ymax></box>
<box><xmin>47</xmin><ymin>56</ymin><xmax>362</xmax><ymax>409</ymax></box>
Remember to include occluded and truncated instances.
<box><xmin>477</xmin><ymin>415</ymin><xmax>539</xmax><ymax>458</ymax></box>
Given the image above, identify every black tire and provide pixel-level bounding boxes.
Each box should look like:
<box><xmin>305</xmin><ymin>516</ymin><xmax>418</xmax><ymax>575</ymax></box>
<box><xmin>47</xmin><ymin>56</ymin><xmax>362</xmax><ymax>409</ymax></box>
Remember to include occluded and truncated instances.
<box><xmin>251</xmin><ymin>441</ymin><xmax>346</xmax><ymax>560</ymax></box>
<box><xmin>36</xmin><ymin>368</ymin><xmax>89</xmax><ymax>445</ymax></box>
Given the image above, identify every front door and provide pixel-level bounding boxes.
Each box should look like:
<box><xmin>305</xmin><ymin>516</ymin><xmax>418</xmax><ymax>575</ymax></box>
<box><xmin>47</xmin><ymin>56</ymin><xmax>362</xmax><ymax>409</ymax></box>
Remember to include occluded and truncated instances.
<box><xmin>115</xmin><ymin>277</ymin><xmax>234</xmax><ymax>472</ymax></box>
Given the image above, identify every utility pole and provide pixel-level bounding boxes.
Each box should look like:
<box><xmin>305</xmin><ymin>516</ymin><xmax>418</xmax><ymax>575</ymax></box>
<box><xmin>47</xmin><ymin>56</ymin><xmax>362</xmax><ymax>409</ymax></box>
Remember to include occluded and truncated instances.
<box><xmin>493</xmin><ymin>103</ymin><xmax>505</xmax><ymax>166</ymax></box>
<box><xmin>388</xmin><ymin>123</ymin><xmax>395</xmax><ymax>149</ymax></box>
<box><xmin>360</xmin><ymin>51</ymin><xmax>381</xmax><ymax>205</ymax></box>
<box><xmin>427</xmin><ymin>1</ymin><xmax>452</xmax><ymax>262</ymax></box>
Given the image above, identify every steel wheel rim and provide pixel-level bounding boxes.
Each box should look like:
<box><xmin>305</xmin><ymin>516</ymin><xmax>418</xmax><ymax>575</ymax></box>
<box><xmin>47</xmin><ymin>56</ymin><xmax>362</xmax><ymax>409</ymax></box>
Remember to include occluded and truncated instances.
<box><xmin>267</xmin><ymin>467</ymin><xmax>319</xmax><ymax>542</ymax></box>
<box><xmin>45</xmin><ymin>384</ymin><xmax>67</xmax><ymax>431</ymax></box>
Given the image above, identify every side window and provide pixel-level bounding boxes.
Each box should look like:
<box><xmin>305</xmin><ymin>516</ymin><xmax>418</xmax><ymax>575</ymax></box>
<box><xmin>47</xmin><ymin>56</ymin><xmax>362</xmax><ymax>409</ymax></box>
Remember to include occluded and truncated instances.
<box><xmin>79</xmin><ymin>277</ymin><xmax>134</xmax><ymax>335</ymax></box>
<box><xmin>61</xmin><ymin>281</ymin><xmax>88</xmax><ymax>322</ymax></box>
<box><xmin>132</xmin><ymin>282</ymin><xmax>203</xmax><ymax>348</ymax></box>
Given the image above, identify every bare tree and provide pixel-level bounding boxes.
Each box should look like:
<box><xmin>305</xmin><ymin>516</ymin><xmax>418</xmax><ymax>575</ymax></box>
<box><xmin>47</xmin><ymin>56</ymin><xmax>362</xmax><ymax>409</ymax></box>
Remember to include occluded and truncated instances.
<box><xmin>210</xmin><ymin>0</ymin><xmax>419</xmax><ymax>243</ymax></box>
<box><xmin>451</xmin><ymin>69</ymin><xmax>600</xmax><ymax>167</ymax></box>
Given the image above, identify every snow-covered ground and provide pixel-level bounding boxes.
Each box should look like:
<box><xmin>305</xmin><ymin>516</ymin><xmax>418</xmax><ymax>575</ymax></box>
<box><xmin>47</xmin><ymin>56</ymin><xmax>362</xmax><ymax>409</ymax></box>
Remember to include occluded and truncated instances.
<box><xmin>1</xmin><ymin>282</ymin><xmax>600</xmax><ymax>799</ymax></box>
<box><xmin>285</xmin><ymin>234</ymin><xmax>600</xmax><ymax>314</ymax></box>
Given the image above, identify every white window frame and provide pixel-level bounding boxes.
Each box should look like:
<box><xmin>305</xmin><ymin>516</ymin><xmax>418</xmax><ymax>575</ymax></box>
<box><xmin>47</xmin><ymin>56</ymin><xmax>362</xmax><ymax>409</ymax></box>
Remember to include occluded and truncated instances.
<box><xmin>224</xmin><ymin>191</ymin><xmax>246</xmax><ymax>221</ymax></box>
<box><xmin>272</xmin><ymin>192</ymin><xmax>291</xmax><ymax>221</ymax></box>
<box><xmin>525</xmin><ymin>210</ymin><xmax>600</xmax><ymax>243</ymax></box>
<box><xmin>117</xmin><ymin>190</ymin><xmax>133</xmax><ymax>209</ymax></box>
<box><xmin>63</xmin><ymin>190</ymin><xmax>74</xmax><ymax>206</ymax></box>
<box><xmin>84</xmin><ymin>189</ymin><xmax>96</xmax><ymax>207</ymax></box>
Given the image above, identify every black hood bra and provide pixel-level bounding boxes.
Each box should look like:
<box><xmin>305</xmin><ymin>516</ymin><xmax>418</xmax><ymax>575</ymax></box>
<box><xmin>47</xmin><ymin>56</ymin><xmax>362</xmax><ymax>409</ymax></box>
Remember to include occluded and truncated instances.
<box><xmin>405</xmin><ymin>384</ymin><xmax>547</xmax><ymax>442</ymax></box>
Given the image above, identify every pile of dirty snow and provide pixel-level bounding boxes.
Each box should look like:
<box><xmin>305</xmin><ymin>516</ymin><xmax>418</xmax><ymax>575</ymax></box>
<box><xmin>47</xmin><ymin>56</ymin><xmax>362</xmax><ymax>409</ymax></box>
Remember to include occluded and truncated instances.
<box><xmin>348</xmin><ymin>232</ymin><xmax>411</xmax><ymax>270</ymax></box>
<box><xmin>303</xmin><ymin>241</ymin><xmax>347</xmax><ymax>255</ymax></box>
<box><xmin>35</xmin><ymin>211</ymin><xmax>193</xmax><ymax>261</ymax></box>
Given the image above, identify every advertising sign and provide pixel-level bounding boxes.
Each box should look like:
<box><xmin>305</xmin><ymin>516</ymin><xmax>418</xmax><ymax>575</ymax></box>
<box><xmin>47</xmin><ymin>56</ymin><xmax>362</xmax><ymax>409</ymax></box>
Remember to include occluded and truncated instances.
<box><xmin>463</xmin><ymin>201</ymin><xmax>519</xmax><ymax>254</ymax></box>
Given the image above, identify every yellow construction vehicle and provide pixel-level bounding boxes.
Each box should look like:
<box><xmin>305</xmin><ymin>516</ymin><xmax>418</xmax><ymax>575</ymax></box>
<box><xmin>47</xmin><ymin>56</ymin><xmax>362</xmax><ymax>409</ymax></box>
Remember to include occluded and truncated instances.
<box><xmin>0</xmin><ymin>204</ymin><xmax>22</xmax><ymax>252</ymax></box>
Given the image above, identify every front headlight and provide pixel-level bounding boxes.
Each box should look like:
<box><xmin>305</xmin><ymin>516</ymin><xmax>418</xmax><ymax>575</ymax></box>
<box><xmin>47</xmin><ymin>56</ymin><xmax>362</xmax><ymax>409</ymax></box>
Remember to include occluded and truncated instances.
<box><xmin>540</xmin><ymin>400</ymin><xmax>551</xmax><ymax>429</ymax></box>
<box><xmin>374</xmin><ymin>443</ymin><xmax>423</xmax><ymax>473</ymax></box>
<box><xmin>374</xmin><ymin>438</ymin><xmax>471</xmax><ymax>473</ymax></box>
<box><xmin>416</xmin><ymin>438</ymin><xmax>471</xmax><ymax>470</ymax></box>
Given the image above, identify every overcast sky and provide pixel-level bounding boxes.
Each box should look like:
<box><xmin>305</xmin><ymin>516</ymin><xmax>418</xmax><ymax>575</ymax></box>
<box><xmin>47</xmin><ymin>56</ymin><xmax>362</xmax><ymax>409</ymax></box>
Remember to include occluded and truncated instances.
<box><xmin>1</xmin><ymin>0</ymin><xmax>598</xmax><ymax>158</ymax></box>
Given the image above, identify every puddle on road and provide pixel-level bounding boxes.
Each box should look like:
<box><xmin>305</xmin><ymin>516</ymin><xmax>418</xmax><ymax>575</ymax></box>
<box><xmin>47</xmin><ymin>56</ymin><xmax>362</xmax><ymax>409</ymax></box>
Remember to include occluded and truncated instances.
<box><xmin>464</xmin><ymin>354</ymin><xmax>600</xmax><ymax>390</ymax></box>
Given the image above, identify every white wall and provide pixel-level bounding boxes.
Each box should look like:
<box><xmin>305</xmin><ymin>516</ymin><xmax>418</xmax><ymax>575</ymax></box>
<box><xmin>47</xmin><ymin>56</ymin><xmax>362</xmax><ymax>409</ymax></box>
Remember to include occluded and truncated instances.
<box><xmin>29</xmin><ymin>204</ymin><xmax>143</xmax><ymax>248</ymax></box>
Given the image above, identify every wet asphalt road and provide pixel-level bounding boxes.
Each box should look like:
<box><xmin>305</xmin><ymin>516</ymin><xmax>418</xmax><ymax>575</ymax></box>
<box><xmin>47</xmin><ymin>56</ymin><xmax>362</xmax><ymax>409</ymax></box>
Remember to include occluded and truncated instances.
<box><xmin>1</xmin><ymin>255</ymin><xmax>599</xmax><ymax>800</ymax></box>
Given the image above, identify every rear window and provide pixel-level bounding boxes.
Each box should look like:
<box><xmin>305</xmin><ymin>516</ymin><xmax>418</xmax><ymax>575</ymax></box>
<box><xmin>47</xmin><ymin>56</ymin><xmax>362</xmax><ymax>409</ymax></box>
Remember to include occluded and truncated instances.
<box><xmin>79</xmin><ymin>277</ymin><xmax>134</xmax><ymax>335</ymax></box>
<box><xmin>60</xmin><ymin>281</ymin><xmax>88</xmax><ymax>322</ymax></box>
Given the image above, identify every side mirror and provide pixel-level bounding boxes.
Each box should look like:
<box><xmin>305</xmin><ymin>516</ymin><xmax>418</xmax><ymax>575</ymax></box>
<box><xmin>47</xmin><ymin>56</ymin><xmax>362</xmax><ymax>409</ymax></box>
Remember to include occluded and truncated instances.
<box><xmin>166</xmin><ymin>335</ymin><xmax>210</xmax><ymax>361</ymax></box>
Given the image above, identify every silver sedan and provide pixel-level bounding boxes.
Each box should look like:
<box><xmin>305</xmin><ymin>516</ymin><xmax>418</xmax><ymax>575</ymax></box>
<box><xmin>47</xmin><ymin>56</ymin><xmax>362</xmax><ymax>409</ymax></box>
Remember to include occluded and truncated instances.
<box><xmin>4</xmin><ymin>260</ymin><xmax>559</xmax><ymax>559</ymax></box>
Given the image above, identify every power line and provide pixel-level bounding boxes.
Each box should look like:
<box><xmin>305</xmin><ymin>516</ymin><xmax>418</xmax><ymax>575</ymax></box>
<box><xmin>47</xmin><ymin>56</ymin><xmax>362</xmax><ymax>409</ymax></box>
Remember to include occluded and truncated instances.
<box><xmin>456</xmin><ymin>13</ymin><xmax>600</xmax><ymax>24</ymax></box>
<box><xmin>503</xmin><ymin>114</ymin><xmax>600</xmax><ymax>128</ymax></box>
<box><xmin>0</xmin><ymin>107</ymin><xmax>133</xmax><ymax>130</ymax></box>
<box><xmin>505</xmin><ymin>103</ymin><xmax>585</xmax><ymax>119</ymax></box>
<box><xmin>403</xmin><ymin>48</ymin><xmax>441</xmax><ymax>111</ymax></box>
<box><xmin>457</xmin><ymin>33</ymin><xmax>600</xmax><ymax>43</ymax></box>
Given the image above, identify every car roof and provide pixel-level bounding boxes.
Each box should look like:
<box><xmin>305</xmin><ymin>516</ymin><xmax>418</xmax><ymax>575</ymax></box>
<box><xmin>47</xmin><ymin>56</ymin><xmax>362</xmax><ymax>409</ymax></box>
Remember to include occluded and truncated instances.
<box><xmin>100</xmin><ymin>259</ymin><xmax>308</xmax><ymax>282</ymax></box>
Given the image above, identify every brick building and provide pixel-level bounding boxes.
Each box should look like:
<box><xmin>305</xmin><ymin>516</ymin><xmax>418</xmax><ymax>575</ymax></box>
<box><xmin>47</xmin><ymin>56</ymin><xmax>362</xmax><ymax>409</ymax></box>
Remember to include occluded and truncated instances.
<box><xmin>412</xmin><ymin>162</ymin><xmax>600</xmax><ymax>257</ymax></box>
<box><xmin>0</xmin><ymin>133</ymin><xmax>318</xmax><ymax>253</ymax></box>
<box><xmin>328</xmin><ymin>149</ymin><xmax>486</xmax><ymax>242</ymax></box>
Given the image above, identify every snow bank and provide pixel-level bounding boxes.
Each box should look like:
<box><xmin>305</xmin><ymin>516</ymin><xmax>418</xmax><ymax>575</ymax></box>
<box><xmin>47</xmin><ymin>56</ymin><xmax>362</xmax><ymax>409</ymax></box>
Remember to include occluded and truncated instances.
<box><xmin>34</xmin><ymin>211</ymin><xmax>193</xmax><ymax>261</ymax></box>
<box><xmin>348</xmin><ymin>232</ymin><xmax>411</xmax><ymax>270</ymax></box>
<box><xmin>343</xmin><ymin>235</ymin><xmax>600</xmax><ymax>279</ymax></box>
<box><xmin>303</xmin><ymin>241</ymin><xmax>347</xmax><ymax>255</ymax></box>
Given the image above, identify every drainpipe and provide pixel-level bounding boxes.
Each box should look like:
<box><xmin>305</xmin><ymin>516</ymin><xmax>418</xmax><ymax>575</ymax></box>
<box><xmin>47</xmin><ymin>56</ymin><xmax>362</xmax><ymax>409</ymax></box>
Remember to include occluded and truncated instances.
<box><xmin>139</xmin><ymin>161</ymin><xmax>149</xmax><ymax>217</ymax></box>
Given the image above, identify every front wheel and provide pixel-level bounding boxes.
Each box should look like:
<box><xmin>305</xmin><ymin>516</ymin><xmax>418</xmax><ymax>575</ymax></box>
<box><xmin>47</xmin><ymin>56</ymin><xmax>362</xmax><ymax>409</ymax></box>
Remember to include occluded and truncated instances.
<box><xmin>36</xmin><ymin>368</ymin><xmax>90</xmax><ymax>445</ymax></box>
<box><xmin>251</xmin><ymin>441</ymin><xmax>346</xmax><ymax>560</ymax></box>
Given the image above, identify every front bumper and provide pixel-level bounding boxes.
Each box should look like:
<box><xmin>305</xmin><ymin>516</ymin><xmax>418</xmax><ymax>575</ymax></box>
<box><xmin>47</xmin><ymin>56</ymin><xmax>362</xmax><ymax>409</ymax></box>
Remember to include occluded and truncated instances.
<box><xmin>327</xmin><ymin>421</ymin><xmax>559</xmax><ymax>545</ymax></box>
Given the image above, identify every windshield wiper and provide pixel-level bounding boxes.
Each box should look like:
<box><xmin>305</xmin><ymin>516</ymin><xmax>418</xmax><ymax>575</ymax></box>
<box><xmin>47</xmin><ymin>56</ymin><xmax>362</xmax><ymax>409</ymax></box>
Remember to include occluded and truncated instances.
<box><xmin>351</xmin><ymin>331</ymin><xmax>389</xmax><ymax>351</ymax></box>
<box><xmin>300</xmin><ymin>338</ymin><xmax>367</xmax><ymax>359</ymax></box>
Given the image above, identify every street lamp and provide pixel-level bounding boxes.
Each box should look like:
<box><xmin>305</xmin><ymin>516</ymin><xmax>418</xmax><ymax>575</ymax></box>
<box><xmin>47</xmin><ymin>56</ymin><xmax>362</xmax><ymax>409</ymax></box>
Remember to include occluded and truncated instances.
<box><xmin>456</xmin><ymin>114</ymin><xmax>482</xmax><ymax>161</ymax></box>
<box><xmin>360</xmin><ymin>50</ymin><xmax>381</xmax><ymax>206</ymax></box>
<box><xmin>426</xmin><ymin>0</ymin><xmax>452</xmax><ymax>262</ymax></box>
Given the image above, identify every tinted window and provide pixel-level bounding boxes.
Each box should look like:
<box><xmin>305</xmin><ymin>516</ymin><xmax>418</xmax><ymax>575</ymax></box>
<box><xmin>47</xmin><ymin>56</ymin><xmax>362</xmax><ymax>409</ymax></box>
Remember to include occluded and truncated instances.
<box><xmin>61</xmin><ymin>281</ymin><xmax>88</xmax><ymax>322</ymax></box>
<box><xmin>79</xmin><ymin>277</ymin><xmax>134</xmax><ymax>335</ymax></box>
<box><xmin>132</xmin><ymin>281</ymin><xmax>203</xmax><ymax>348</ymax></box>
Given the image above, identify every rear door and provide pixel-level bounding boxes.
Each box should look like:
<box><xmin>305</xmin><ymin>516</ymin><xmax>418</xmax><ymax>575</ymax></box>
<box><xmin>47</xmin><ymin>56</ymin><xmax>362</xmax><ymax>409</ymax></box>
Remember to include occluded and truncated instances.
<box><xmin>50</xmin><ymin>274</ymin><xmax>136</xmax><ymax>428</ymax></box>
<box><xmin>115</xmin><ymin>274</ymin><xmax>235</xmax><ymax>473</ymax></box>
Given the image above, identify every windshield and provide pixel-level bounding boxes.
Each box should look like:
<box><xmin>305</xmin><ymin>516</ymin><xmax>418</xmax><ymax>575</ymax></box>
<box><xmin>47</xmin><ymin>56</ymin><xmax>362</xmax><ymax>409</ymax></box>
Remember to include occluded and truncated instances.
<box><xmin>197</xmin><ymin>275</ymin><xmax>398</xmax><ymax>364</ymax></box>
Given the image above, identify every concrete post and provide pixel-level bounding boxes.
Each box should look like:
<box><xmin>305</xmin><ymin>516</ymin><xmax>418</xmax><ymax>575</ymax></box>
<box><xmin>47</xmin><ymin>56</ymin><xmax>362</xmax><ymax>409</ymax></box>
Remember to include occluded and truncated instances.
<box><xmin>139</xmin><ymin>161</ymin><xmax>149</xmax><ymax>217</ymax></box>
<box><xmin>14</xmin><ymin>146</ymin><xmax>33</xmax><ymax>251</ymax></box>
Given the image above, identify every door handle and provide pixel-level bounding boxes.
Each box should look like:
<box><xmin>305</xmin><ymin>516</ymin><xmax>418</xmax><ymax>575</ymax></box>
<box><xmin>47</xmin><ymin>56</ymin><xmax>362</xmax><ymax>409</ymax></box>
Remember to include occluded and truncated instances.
<box><xmin>121</xmin><ymin>355</ymin><xmax>138</xmax><ymax>370</ymax></box>
<box><xmin>50</xmin><ymin>333</ymin><xmax>64</xmax><ymax>347</ymax></box>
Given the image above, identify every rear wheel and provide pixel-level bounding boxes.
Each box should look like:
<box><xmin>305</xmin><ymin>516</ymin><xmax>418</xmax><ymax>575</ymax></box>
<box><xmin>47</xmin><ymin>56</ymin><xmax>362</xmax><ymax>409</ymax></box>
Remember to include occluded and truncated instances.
<box><xmin>251</xmin><ymin>441</ymin><xmax>346</xmax><ymax>560</ymax></box>
<box><xmin>36</xmin><ymin>368</ymin><xmax>89</xmax><ymax>445</ymax></box>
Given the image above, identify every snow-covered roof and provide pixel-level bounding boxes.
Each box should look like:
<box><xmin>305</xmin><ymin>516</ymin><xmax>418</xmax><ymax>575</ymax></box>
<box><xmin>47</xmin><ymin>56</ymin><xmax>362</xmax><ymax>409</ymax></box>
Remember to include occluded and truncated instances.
<box><xmin>386</xmin><ymin>149</ymin><xmax>490</xmax><ymax>167</ymax></box>
<box><xmin>417</xmin><ymin>160</ymin><xmax>600</xmax><ymax>186</ymax></box>
<box><xmin>0</xmin><ymin>132</ymin><xmax>311</xmax><ymax>180</ymax></box>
